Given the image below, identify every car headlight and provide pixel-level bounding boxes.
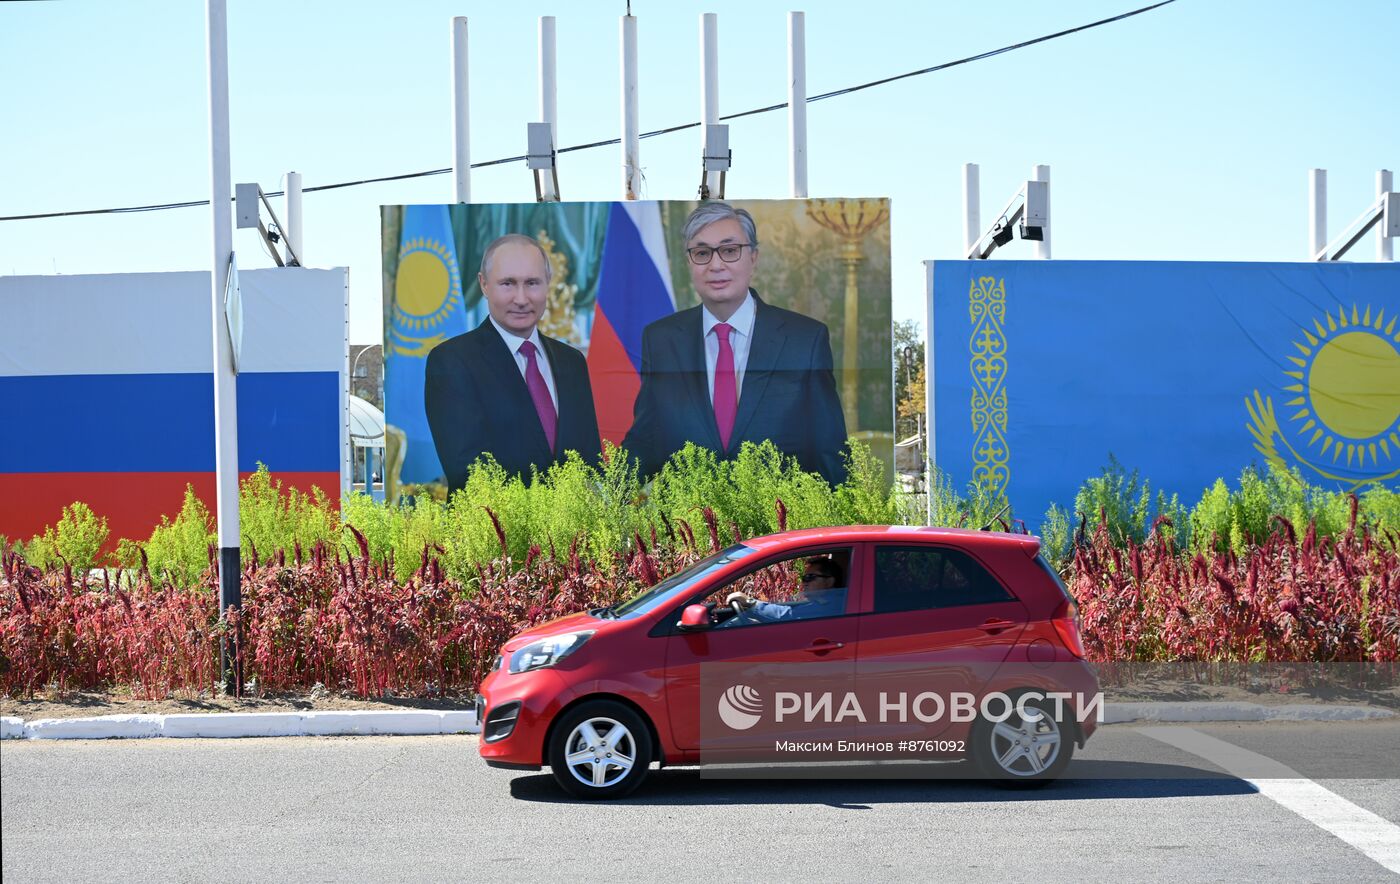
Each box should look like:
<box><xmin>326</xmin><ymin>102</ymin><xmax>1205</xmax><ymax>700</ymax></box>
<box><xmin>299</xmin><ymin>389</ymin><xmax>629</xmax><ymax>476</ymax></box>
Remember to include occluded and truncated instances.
<box><xmin>507</xmin><ymin>631</ymin><xmax>594</xmax><ymax>674</ymax></box>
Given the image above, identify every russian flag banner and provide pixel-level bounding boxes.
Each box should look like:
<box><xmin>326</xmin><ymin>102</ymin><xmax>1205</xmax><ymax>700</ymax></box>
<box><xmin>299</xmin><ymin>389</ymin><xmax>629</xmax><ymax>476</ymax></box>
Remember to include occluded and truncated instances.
<box><xmin>0</xmin><ymin>269</ymin><xmax>348</xmax><ymax>550</ymax></box>
<box><xmin>587</xmin><ymin>202</ymin><xmax>675</xmax><ymax>446</ymax></box>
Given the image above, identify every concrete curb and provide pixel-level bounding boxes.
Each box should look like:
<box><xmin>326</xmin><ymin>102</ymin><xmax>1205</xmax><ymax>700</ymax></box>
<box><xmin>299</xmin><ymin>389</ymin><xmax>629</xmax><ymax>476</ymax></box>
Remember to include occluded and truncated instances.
<box><xmin>2</xmin><ymin>703</ymin><xmax>1393</xmax><ymax>741</ymax></box>
<box><xmin>4</xmin><ymin>709</ymin><xmax>480</xmax><ymax>740</ymax></box>
<box><xmin>1102</xmin><ymin>702</ymin><xmax>1396</xmax><ymax>724</ymax></box>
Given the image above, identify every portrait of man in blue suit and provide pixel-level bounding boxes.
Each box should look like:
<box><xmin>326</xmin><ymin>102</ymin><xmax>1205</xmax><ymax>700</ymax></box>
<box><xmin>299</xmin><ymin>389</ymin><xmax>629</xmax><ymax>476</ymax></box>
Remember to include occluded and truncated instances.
<box><xmin>425</xmin><ymin>234</ymin><xmax>601</xmax><ymax>492</ymax></box>
<box><xmin>623</xmin><ymin>202</ymin><xmax>848</xmax><ymax>486</ymax></box>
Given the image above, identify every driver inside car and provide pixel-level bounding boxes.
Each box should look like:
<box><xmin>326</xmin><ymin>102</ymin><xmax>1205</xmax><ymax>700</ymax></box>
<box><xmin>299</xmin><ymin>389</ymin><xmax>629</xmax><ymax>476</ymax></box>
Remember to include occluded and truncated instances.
<box><xmin>719</xmin><ymin>557</ymin><xmax>846</xmax><ymax>626</ymax></box>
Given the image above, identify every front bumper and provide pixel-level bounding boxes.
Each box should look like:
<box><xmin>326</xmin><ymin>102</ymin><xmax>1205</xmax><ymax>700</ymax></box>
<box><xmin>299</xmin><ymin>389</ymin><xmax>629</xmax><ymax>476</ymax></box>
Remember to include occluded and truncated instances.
<box><xmin>474</xmin><ymin>668</ymin><xmax>575</xmax><ymax>769</ymax></box>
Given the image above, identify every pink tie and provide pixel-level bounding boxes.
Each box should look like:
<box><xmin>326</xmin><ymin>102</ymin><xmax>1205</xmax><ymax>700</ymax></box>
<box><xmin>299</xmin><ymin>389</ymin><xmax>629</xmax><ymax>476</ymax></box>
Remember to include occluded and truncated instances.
<box><xmin>713</xmin><ymin>322</ymin><xmax>737</xmax><ymax>450</ymax></box>
<box><xmin>517</xmin><ymin>340</ymin><xmax>557</xmax><ymax>453</ymax></box>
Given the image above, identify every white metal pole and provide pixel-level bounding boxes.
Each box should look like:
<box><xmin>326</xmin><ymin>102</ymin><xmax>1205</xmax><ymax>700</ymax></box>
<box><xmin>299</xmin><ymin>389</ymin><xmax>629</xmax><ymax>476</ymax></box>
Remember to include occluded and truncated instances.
<box><xmin>206</xmin><ymin>0</ymin><xmax>240</xmax><ymax>692</ymax></box>
<box><xmin>621</xmin><ymin>14</ymin><xmax>641</xmax><ymax>199</ymax></box>
<box><xmin>788</xmin><ymin>11</ymin><xmax>807</xmax><ymax>199</ymax></box>
<box><xmin>1309</xmin><ymin>168</ymin><xmax>1327</xmax><ymax>260</ymax></box>
<box><xmin>1379</xmin><ymin>169</ymin><xmax>1394</xmax><ymax>261</ymax></box>
<box><xmin>452</xmin><ymin>17</ymin><xmax>471</xmax><ymax>203</ymax></box>
<box><xmin>285</xmin><ymin>171</ymin><xmax>303</xmax><ymax>266</ymax></box>
<box><xmin>1032</xmin><ymin>164</ymin><xmax>1051</xmax><ymax>259</ymax></box>
<box><xmin>962</xmin><ymin>163</ymin><xmax>980</xmax><ymax>256</ymax></box>
<box><xmin>700</xmin><ymin>13</ymin><xmax>720</xmax><ymax>197</ymax></box>
<box><xmin>538</xmin><ymin>16</ymin><xmax>559</xmax><ymax>201</ymax></box>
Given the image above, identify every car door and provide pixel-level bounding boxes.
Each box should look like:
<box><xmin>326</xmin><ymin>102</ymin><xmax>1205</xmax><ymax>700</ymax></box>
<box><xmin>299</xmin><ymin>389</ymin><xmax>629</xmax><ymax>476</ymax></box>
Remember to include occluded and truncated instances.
<box><xmin>854</xmin><ymin>543</ymin><xmax>1029</xmax><ymax>742</ymax></box>
<box><xmin>663</xmin><ymin>545</ymin><xmax>863</xmax><ymax>753</ymax></box>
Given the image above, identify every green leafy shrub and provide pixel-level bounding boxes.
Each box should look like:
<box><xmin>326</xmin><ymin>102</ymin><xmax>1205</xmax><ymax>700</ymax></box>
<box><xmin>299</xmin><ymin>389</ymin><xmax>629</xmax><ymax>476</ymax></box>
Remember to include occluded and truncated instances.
<box><xmin>1073</xmin><ymin>455</ymin><xmax>1153</xmax><ymax>545</ymax></box>
<box><xmin>1040</xmin><ymin>503</ymin><xmax>1072</xmax><ymax>570</ymax></box>
<box><xmin>238</xmin><ymin>464</ymin><xmax>339</xmax><ymax>563</ymax></box>
<box><xmin>834</xmin><ymin>442</ymin><xmax>903</xmax><ymax>526</ymax></box>
<box><xmin>26</xmin><ymin>502</ymin><xmax>109</xmax><ymax>573</ymax></box>
<box><xmin>117</xmin><ymin>486</ymin><xmax>216</xmax><ymax>586</ymax></box>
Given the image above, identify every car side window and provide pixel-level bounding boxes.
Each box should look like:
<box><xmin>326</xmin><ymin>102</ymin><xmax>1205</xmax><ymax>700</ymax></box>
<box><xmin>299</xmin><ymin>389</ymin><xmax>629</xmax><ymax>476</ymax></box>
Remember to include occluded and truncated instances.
<box><xmin>873</xmin><ymin>546</ymin><xmax>1012</xmax><ymax>613</ymax></box>
<box><xmin>699</xmin><ymin>548</ymin><xmax>854</xmax><ymax>629</ymax></box>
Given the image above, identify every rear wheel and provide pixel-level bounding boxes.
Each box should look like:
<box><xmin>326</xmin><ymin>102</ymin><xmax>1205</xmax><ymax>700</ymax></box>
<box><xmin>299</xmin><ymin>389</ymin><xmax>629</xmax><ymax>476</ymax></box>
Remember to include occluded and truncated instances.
<box><xmin>969</xmin><ymin>692</ymin><xmax>1073</xmax><ymax>787</ymax></box>
<box><xmin>548</xmin><ymin>700</ymin><xmax>652</xmax><ymax>800</ymax></box>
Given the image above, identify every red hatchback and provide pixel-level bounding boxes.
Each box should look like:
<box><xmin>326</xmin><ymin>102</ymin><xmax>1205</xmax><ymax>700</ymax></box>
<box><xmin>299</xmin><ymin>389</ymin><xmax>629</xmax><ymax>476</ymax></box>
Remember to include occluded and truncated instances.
<box><xmin>476</xmin><ymin>526</ymin><xmax>1099</xmax><ymax>798</ymax></box>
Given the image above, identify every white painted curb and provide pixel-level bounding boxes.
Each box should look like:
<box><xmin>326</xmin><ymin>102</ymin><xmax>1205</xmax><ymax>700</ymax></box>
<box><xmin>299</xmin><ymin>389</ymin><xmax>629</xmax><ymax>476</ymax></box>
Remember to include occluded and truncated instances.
<box><xmin>2</xmin><ymin>709</ymin><xmax>480</xmax><ymax>740</ymax></box>
<box><xmin>2</xmin><ymin>702</ymin><xmax>1392</xmax><ymax>741</ymax></box>
<box><xmin>1103</xmin><ymin>702</ymin><xmax>1396</xmax><ymax>724</ymax></box>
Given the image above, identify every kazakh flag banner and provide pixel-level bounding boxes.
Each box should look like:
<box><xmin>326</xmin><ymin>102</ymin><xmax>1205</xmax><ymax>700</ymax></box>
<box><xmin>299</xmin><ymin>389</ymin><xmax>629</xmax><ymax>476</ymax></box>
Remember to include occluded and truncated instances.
<box><xmin>930</xmin><ymin>260</ymin><xmax>1400</xmax><ymax>527</ymax></box>
<box><xmin>386</xmin><ymin>205</ymin><xmax>475</xmax><ymax>484</ymax></box>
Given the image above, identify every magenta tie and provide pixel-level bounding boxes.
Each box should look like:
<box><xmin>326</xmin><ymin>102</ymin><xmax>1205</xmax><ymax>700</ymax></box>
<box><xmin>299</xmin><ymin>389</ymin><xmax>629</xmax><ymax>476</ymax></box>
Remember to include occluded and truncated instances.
<box><xmin>517</xmin><ymin>340</ymin><xmax>557</xmax><ymax>453</ymax></box>
<box><xmin>713</xmin><ymin>322</ymin><xmax>737</xmax><ymax>450</ymax></box>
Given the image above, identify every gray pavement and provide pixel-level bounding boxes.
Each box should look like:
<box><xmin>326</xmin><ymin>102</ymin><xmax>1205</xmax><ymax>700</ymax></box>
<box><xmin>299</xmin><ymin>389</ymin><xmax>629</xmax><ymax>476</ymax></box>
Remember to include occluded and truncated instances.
<box><xmin>3</xmin><ymin>722</ymin><xmax>1398</xmax><ymax>882</ymax></box>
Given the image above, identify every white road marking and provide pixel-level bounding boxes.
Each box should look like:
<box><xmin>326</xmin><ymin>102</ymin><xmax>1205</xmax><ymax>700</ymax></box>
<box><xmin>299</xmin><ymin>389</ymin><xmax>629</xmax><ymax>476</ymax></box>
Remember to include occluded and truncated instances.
<box><xmin>1139</xmin><ymin>726</ymin><xmax>1400</xmax><ymax>875</ymax></box>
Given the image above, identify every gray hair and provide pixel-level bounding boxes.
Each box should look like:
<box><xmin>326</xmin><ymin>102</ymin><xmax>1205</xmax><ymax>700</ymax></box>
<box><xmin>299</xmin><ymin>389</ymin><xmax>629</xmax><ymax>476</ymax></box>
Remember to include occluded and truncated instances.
<box><xmin>480</xmin><ymin>233</ymin><xmax>552</xmax><ymax>284</ymax></box>
<box><xmin>682</xmin><ymin>201</ymin><xmax>758</xmax><ymax>250</ymax></box>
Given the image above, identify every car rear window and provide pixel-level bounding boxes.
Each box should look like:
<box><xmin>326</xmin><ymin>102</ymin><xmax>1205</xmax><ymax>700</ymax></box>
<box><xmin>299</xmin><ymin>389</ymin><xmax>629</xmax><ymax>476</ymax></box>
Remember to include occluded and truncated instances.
<box><xmin>1033</xmin><ymin>554</ymin><xmax>1075</xmax><ymax>602</ymax></box>
<box><xmin>873</xmin><ymin>546</ymin><xmax>1014</xmax><ymax>613</ymax></box>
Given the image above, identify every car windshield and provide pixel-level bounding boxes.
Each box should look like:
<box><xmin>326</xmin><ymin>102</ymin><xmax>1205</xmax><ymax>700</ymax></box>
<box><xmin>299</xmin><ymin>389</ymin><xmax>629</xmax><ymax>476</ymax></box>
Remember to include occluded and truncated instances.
<box><xmin>599</xmin><ymin>543</ymin><xmax>755</xmax><ymax>620</ymax></box>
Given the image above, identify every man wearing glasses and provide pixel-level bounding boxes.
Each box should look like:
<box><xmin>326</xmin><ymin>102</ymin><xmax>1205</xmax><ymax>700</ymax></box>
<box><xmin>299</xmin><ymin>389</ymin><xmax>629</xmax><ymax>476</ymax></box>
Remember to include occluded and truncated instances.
<box><xmin>721</xmin><ymin>558</ymin><xmax>847</xmax><ymax>626</ymax></box>
<box><xmin>622</xmin><ymin>201</ymin><xmax>847</xmax><ymax>485</ymax></box>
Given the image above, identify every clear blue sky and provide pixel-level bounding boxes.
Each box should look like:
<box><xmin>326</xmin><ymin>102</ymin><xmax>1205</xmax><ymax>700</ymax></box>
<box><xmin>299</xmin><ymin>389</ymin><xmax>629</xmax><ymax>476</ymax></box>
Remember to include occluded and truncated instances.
<box><xmin>2</xmin><ymin>0</ymin><xmax>1395</xmax><ymax>344</ymax></box>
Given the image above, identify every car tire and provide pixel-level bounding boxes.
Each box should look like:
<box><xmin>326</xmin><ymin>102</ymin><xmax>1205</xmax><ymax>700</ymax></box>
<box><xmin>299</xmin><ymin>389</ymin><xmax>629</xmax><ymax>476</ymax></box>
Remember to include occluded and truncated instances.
<box><xmin>968</xmin><ymin>690</ymin><xmax>1074</xmax><ymax>788</ymax></box>
<box><xmin>548</xmin><ymin>700</ymin><xmax>653</xmax><ymax>800</ymax></box>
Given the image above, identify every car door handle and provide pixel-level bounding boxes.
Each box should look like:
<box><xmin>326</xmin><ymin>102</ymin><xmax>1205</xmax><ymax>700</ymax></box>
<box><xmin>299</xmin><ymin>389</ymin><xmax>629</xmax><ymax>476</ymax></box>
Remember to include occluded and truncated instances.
<box><xmin>804</xmin><ymin>640</ymin><xmax>844</xmax><ymax>655</ymax></box>
<box><xmin>978</xmin><ymin>619</ymin><xmax>1016</xmax><ymax>634</ymax></box>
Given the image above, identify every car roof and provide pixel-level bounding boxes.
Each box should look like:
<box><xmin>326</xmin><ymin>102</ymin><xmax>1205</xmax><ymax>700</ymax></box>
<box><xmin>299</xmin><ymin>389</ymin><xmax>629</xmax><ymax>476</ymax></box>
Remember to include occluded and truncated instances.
<box><xmin>740</xmin><ymin>525</ymin><xmax>1041</xmax><ymax>555</ymax></box>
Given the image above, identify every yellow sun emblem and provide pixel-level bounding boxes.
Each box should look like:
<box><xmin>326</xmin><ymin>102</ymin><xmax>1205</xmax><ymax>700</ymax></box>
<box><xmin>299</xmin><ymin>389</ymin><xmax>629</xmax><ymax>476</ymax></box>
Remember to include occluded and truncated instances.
<box><xmin>390</xmin><ymin>236</ymin><xmax>462</xmax><ymax>358</ymax></box>
<box><xmin>1247</xmin><ymin>304</ymin><xmax>1400</xmax><ymax>489</ymax></box>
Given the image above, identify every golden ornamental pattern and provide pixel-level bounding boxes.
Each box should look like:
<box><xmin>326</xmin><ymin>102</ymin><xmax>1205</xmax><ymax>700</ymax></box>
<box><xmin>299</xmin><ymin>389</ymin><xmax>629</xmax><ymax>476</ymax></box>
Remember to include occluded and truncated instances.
<box><xmin>969</xmin><ymin>276</ymin><xmax>1009</xmax><ymax>496</ymax></box>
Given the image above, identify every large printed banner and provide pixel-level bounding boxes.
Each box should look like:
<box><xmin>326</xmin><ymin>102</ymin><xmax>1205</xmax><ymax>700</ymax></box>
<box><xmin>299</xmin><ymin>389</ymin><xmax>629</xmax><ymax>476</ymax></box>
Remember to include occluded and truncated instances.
<box><xmin>930</xmin><ymin>260</ymin><xmax>1400</xmax><ymax>526</ymax></box>
<box><xmin>381</xmin><ymin>199</ymin><xmax>894</xmax><ymax>494</ymax></box>
<box><xmin>0</xmin><ymin>269</ymin><xmax>348</xmax><ymax>547</ymax></box>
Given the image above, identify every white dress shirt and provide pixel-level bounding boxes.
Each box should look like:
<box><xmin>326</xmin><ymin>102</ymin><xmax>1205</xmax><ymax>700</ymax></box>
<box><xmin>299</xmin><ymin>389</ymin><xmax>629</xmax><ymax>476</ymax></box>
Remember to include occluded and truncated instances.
<box><xmin>701</xmin><ymin>290</ymin><xmax>756</xmax><ymax>404</ymax></box>
<box><xmin>489</xmin><ymin>317</ymin><xmax>558</xmax><ymax>411</ymax></box>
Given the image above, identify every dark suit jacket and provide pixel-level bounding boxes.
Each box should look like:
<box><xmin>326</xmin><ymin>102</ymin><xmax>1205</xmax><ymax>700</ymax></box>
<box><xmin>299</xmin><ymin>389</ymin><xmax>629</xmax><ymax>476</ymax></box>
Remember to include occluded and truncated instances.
<box><xmin>425</xmin><ymin>320</ymin><xmax>601</xmax><ymax>491</ymax></box>
<box><xmin>623</xmin><ymin>293</ymin><xmax>848</xmax><ymax>486</ymax></box>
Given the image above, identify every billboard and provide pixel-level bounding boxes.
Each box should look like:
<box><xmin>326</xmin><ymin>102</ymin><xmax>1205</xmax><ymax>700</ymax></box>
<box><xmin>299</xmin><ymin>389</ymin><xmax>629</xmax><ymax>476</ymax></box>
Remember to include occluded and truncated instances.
<box><xmin>929</xmin><ymin>260</ymin><xmax>1400</xmax><ymax>526</ymax></box>
<box><xmin>0</xmin><ymin>268</ymin><xmax>349</xmax><ymax>547</ymax></box>
<box><xmin>381</xmin><ymin>199</ymin><xmax>893</xmax><ymax>494</ymax></box>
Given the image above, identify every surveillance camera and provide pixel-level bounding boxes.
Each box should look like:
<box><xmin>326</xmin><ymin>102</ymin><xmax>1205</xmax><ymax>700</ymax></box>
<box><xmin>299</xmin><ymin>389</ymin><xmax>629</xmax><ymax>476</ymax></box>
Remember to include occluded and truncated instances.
<box><xmin>1019</xmin><ymin>223</ymin><xmax>1043</xmax><ymax>241</ymax></box>
<box><xmin>990</xmin><ymin>220</ymin><xmax>1014</xmax><ymax>247</ymax></box>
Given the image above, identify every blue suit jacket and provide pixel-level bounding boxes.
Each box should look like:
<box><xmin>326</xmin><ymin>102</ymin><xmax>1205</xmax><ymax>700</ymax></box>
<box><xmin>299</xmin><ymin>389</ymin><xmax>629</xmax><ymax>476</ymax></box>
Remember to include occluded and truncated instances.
<box><xmin>623</xmin><ymin>293</ymin><xmax>848</xmax><ymax>486</ymax></box>
<box><xmin>425</xmin><ymin>321</ymin><xmax>601</xmax><ymax>492</ymax></box>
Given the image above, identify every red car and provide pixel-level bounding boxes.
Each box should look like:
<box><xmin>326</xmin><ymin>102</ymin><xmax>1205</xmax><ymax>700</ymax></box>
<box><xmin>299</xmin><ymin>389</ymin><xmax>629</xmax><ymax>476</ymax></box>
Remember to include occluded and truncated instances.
<box><xmin>475</xmin><ymin>526</ymin><xmax>1099</xmax><ymax>799</ymax></box>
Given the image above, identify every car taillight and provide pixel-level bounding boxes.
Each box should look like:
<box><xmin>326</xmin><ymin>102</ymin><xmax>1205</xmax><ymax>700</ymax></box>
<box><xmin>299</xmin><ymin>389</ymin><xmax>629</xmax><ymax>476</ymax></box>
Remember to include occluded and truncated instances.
<box><xmin>1052</xmin><ymin>600</ymin><xmax>1086</xmax><ymax>658</ymax></box>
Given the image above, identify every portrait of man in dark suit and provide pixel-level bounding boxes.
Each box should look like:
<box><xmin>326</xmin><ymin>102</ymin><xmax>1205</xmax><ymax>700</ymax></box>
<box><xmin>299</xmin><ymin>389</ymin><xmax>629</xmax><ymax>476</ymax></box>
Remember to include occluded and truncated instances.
<box><xmin>623</xmin><ymin>202</ymin><xmax>848</xmax><ymax>485</ymax></box>
<box><xmin>425</xmin><ymin>234</ymin><xmax>601</xmax><ymax>492</ymax></box>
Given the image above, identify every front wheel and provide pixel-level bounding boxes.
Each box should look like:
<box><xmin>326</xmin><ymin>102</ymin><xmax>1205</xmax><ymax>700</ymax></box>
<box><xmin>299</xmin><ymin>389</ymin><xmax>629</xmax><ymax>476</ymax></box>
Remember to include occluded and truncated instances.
<box><xmin>548</xmin><ymin>700</ymin><xmax>653</xmax><ymax>800</ymax></box>
<box><xmin>968</xmin><ymin>692</ymin><xmax>1074</xmax><ymax>787</ymax></box>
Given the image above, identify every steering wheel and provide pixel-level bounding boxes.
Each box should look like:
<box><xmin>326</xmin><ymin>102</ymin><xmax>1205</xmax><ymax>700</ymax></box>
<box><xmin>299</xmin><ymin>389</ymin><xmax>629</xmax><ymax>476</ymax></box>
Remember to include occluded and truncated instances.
<box><xmin>730</xmin><ymin>595</ymin><xmax>749</xmax><ymax>618</ymax></box>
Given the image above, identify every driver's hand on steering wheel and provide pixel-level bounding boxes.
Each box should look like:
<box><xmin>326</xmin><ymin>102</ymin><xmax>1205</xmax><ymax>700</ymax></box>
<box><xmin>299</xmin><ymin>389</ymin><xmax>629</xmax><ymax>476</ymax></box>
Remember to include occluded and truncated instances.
<box><xmin>725</xmin><ymin>591</ymin><xmax>756</xmax><ymax>609</ymax></box>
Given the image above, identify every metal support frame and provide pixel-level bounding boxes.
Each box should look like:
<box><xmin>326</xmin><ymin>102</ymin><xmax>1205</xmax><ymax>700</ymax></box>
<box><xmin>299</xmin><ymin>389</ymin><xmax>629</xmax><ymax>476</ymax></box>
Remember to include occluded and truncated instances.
<box><xmin>526</xmin><ymin>121</ymin><xmax>561</xmax><ymax>203</ymax></box>
<box><xmin>1309</xmin><ymin>168</ymin><xmax>1396</xmax><ymax>262</ymax></box>
<box><xmin>699</xmin><ymin>122</ymin><xmax>730</xmax><ymax>200</ymax></box>
<box><xmin>1314</xmin><ymin>195</ymin><xmax>1397</xmax><ymax>261</ymax></box>
<box><xmin>234</xmin><ymin>182</ymin><xmax>301</xmax><ymax>266</ymax></box>
<box><xmin>965</xmin><ymin>176</ymin><xmax>1049</xmax><ymax>260</ymax></box>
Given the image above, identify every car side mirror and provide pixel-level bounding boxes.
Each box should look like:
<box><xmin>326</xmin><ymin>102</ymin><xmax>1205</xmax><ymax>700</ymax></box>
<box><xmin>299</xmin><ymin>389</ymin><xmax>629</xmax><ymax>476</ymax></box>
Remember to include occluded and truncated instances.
<box><xmin>677</xmin><ymin>603</ymin><xmax>712</xmax><ymax>631</ymax></box>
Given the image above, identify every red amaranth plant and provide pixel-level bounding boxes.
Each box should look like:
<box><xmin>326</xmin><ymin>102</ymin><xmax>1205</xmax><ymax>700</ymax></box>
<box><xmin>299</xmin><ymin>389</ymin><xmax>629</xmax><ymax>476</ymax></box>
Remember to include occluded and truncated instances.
<box><xmin>1072</xmin><ymin>505</ymin><xmax>1399</xmax><ymax>663</ymax></box>
<box><xmin>1</xmin><ymin>525</ymin><xmax>701</xmax><ymax>699</ymax></box>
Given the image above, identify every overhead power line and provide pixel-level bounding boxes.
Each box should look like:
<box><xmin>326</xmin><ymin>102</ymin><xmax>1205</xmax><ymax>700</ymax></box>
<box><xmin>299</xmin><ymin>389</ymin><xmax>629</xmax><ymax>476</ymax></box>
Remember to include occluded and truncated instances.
<box><xmin>1</xmin><ymin>0</ymin><xmax>1175</xmax><ymax>223</ymax></box>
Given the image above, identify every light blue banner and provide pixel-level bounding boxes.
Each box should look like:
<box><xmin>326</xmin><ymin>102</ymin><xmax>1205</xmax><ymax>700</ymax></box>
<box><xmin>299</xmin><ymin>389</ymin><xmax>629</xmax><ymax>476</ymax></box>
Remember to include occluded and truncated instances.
<box><xmin>931</xmin><ymin>261</ymin><xmax>1400</xmax><ymax>527</ymax></box>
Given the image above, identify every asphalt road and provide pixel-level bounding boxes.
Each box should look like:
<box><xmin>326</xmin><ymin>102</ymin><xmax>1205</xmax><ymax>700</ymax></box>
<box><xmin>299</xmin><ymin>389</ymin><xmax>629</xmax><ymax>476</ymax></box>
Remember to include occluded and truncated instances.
<box><xmin>3</xmin><ymin>721</ymin><xmax>1398</xmax><ymax>882</ymax></box>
